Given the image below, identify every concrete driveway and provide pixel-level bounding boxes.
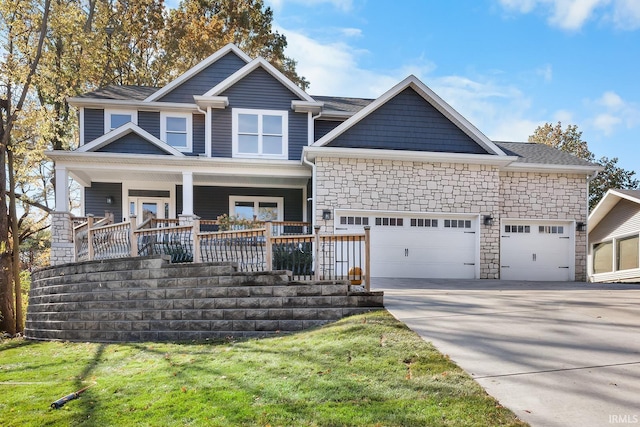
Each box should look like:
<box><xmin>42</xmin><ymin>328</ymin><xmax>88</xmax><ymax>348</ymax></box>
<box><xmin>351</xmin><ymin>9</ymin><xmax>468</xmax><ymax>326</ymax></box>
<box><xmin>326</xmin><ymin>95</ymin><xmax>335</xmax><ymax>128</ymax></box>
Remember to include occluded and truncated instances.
<box><xmin>373</xmin><ymin>278</ymin><xmax>640</xmax><ymax>427</ymax></box>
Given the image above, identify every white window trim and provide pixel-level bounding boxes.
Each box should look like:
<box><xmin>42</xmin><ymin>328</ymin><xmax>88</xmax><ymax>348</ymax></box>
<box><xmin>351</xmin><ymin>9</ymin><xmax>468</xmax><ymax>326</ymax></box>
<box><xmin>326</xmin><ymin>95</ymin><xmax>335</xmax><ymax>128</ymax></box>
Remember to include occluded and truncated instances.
<box><xmin>160</xmin><ymin>111</ymin><xmax>193</xmax><ymax>153</ymax></box>
<box><xmin>229</xmin><ymin>196</ymin><xmax>284</xmax><ymax>221</ymax></box>
<box><xmin>104</xmin><ymin>109</ymin><xmax>137</xmax><ymax>133</ymax></box>
<box><xmin>591</xmin><ymin>232</ymin><xmax>640</xmax><ymax>275</ymax></box>
<box><xmin>232</xmin><ymin>108</ymin><xmax>288</xmax><ymax>159</ymax></box>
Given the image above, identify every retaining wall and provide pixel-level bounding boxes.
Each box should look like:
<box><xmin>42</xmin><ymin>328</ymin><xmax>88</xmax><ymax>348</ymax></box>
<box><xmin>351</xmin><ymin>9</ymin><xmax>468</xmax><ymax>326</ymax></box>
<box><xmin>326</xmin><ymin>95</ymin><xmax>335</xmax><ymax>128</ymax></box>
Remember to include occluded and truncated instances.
<box><xmin>26</xmin><ymin>256</ymin><xmax>383</xmax><ymax>342</ymax></box>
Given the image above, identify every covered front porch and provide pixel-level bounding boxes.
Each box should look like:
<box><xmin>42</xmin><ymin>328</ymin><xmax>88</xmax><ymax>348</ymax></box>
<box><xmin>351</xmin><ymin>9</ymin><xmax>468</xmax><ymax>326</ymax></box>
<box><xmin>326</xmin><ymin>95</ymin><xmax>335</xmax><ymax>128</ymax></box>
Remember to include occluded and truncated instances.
<box><xmin>49</xmin><ymin>151</ymin><xmax>312</xmax><ymax>225</ymax></box>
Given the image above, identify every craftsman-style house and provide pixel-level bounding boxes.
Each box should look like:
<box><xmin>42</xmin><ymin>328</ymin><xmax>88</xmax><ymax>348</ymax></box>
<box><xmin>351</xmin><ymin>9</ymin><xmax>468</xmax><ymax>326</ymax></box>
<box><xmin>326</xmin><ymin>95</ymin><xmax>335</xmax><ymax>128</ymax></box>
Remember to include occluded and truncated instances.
<box><xmin>48</xmin><ymin>44</ymin><xmax>600</xmax><ymax>281</ymax></box>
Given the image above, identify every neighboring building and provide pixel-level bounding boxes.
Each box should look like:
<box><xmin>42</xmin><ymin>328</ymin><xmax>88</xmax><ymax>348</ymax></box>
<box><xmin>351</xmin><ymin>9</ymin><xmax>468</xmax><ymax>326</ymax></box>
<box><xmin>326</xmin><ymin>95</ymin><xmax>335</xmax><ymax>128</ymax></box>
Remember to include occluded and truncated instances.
<box><xmin>48</xmin><ymin>43</ymin><xmax>600</xmax><ymax>280</ymax></box>
<box><xmin>588</xmin><ymin>189</ymin><xmax>640</xmax><ymax>283</ymax></box>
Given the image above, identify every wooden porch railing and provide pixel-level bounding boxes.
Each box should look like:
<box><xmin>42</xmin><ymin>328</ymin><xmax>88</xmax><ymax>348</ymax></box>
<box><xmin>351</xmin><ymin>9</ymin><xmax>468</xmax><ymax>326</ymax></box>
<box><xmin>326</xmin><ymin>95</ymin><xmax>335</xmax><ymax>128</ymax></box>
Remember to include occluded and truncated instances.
<box><xmin>72</xmin><ymin>217</ymin><xmax>371</xmax><ymax>289</ymax></box>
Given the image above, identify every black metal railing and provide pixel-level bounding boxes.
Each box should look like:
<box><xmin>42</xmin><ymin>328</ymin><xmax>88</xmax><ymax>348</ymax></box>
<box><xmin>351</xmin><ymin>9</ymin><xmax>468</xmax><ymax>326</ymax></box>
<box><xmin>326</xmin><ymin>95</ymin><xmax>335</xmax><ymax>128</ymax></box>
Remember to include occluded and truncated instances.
<box><xmin>198</xmin><ymin>229</ymin><xmax>266</xmax><ymax>271</ymax></box>
<box><xmin>135</xmin><ymin>225</ymin><xmax>194</xmax><ymax>263</ymax></box>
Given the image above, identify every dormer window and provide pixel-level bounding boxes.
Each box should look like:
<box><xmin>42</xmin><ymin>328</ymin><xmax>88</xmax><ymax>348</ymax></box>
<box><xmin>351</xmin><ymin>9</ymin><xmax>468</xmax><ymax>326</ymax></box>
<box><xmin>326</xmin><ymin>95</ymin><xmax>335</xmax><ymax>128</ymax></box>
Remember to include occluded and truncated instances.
<box><xmin>104</xmin><ymin>109</ymin><xmax>137</xmax><ymax>132</ymax></box>
<box><xmin>232</xmin><ymin>109</ymin><xmax>288</xmax><ymax>159</ymax></box>
<box><xmin>161</xmin><ymin>112</ymin><xmax>192</xmax><ymax>152</ymax></box>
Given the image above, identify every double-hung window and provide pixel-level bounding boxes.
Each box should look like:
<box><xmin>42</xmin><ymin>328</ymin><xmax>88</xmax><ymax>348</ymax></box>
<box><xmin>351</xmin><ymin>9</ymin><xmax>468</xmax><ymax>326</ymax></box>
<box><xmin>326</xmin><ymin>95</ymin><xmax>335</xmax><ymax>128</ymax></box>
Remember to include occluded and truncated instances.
<box><xmin>105</xmin><ymin>109</ymin><xmax>137</xmax><ymax>133</ymax></box>
<box><xmin>161</xmin><ymin>112</ymin><xmax>192</xmax><ymax>152</ymax></box>
<box><xmin>232</xmin><ymin>109</ymin><xmax>288</xmax><ymax>159</ymax></box>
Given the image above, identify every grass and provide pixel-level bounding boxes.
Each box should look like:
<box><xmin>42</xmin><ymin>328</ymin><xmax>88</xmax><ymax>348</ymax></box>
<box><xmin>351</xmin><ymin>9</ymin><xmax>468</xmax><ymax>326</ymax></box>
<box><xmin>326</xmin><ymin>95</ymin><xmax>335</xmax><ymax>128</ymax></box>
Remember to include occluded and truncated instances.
<box><xmin>0</xmin><ymin>310</ymin><xmax>526</xmax><ymax>427</ymax></box>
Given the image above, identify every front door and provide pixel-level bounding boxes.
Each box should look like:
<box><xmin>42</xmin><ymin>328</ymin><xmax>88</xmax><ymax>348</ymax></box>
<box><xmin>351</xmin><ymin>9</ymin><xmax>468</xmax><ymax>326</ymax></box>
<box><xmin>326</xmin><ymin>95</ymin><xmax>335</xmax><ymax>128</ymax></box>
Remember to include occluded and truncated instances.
<box><xmin>129</xmin><ymin>197</ymin><xmax>171</xmax><ymax>223</ymax></box>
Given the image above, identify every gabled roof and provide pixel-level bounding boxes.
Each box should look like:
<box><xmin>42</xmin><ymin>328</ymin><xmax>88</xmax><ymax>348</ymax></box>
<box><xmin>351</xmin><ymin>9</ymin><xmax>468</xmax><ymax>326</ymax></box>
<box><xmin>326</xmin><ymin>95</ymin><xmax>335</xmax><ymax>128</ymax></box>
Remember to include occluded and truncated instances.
<box><xmin>312</xmin><ymin>95</ymin><xmax>373</xmax><ymax>115</ymax></box>
<box><xmin>588</xmin><ymin>189</ymin><xmax>640</xmax><ymax>233</ymax></box>
<box><xmin>144</xmin><ymin>44</ymin><xmax>252</xmax><ymax>102</ymax></box>
<box><xmin>76</xmin><ymin>122</ymin><xmax>185</xmax><ymax>157</ymax></box>
<box><xmin>312</xmin><ymin>75</ymin><xmax>507</xmax><ymax>156</ymax></box>
<box><xmin>75</xmin><ymin>85</ymin><xmax>159</xmax><ymax>101</ymax></box>
<box><xmin>495</xmin><ymin>142</ymin><xmax>597</xmax><ymax>167</ymax></box>
<box><xmin>203</xmin><ymin>57</ymin><xmax>315</xmax><ymax>102</ymax></box>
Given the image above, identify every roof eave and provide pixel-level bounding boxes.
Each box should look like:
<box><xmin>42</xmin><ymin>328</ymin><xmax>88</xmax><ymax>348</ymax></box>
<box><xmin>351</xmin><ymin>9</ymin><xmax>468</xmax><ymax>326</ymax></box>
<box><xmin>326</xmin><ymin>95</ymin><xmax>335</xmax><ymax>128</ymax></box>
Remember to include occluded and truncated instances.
<box><xmin>503</xmin><ymin>162</ymin><xmax>603</xmax><ymax>174</ymax></box>
<box><xmin>67</xmin><ymin>97</ymin><xmax>200</xmax><ymax>112</ymax></box>
<box><xmin>303</xmin><ymin>146</ymin><xmax>518</xmax><ymax>166</ymax></box>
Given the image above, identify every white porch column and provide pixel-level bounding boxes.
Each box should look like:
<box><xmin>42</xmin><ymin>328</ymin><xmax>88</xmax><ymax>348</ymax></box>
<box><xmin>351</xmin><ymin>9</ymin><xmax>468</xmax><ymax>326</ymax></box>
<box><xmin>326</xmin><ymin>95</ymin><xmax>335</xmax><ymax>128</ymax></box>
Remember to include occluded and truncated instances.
<box><xmin>55</xmin><ymin>165</ymin><xmax>69</xmax><ymax>212</ymax></box>
<box><xmin>181</xmin><ymin>171</ymin><xmax>194</xmax><ymax>217</ymax></box>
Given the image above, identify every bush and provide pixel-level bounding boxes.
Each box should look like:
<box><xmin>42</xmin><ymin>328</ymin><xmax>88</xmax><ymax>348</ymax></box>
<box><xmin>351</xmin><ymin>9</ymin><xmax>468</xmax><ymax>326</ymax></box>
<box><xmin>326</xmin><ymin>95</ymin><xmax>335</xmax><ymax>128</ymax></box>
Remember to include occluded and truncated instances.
<box><xmin>272</xmin><ymin>242</ymin><xmax>313</xmax><ymax>275</ymax></box>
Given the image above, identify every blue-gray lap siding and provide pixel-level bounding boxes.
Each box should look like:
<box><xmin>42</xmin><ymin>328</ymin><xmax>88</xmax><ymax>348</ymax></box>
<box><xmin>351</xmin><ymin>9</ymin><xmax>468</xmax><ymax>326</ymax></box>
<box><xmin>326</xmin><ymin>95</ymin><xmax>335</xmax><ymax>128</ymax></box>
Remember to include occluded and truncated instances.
<box><xmin>158</xmin><ymin>52</ymin><xmax>248</xmax><ymax>103</ymax></box>
<box><xmin>84</xmin><ymin>108</ymin><xmax>104</xmax><ymax>143</ymax></box>
<box><xmin>85</xmin><ymin>182</ymin><xmax>123</xmax><ymax>222</ymax></box>
<box><xmin>138</xmin><ymin>111</ymin><xmax>160</xmax><ymax>138</ymax></box>
<box><xmin>96</xmin><ymin>133</ymin><xmax>170</xmax><ymax>155</ymax></box>
<box><xmin>326</xmin><ymin>88</ymin><xmax>489</xmax><ymax>154</ymax></box>
<box><xmin>211</xmin><ymin>68</ymin><xmax>308</xmax><ymax>160</ymax></box>
<box><xmin>314</xmin><ymin>119</ymin><xmax>343</xmax><ymax>141</ymax></box>
<box><xmin>176</xmin><ymin>185</ymin><xmax>304</xmax><ymax>221</ymax></box>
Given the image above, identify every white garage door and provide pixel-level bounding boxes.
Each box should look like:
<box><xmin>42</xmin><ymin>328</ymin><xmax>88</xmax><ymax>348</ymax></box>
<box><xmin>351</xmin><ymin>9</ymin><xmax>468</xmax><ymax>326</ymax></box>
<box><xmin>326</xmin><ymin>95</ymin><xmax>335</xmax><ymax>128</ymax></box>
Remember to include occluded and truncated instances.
<box><xmin>500</xmin><ymin>221</ymin><xmax>574</xmax><ymax>281</ymax></box>
<box><xmin>336</xmin><ymin>212</ymin><xmax>479</xmax><ymax>279</ymax></box>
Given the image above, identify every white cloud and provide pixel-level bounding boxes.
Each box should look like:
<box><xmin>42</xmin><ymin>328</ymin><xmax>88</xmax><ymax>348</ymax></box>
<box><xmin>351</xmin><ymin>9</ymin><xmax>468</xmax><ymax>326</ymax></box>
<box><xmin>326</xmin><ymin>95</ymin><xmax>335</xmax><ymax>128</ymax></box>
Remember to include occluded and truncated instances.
<box><xmin>496</xmin><ymin>0</ymin><xmax>640</xmax><ymax>31</ymax></box>
<box><xmin>587</xmin><ymin>91</ymin><xmax>640</xmax><ymax>135</ymax></box>
<box><xmin>281</xmin><ymin>26</ymin><xmax>541</xmax><ymax>142</ymax></box>
<box><xmin>536</xmin><ymin>64</ymin><xmax>553</xmax><ymax>82</ymax></box>
<box><xmin>598</xmin><ymin>91</ymin><xmax>624</xmax><ymax>109</ymax></box>
<box><xmin>339</xmin><ymin>27</ymin><xmax>362</xmax><ymax>38</ymax></box>
<box><xmin>593</xmin><ymin>113</ymin><xmax>622</xmax><ymax>135</ymax></box>
<box><xmin>554</xmin><ymin>109</ymin><xmax>574</xmax><ymax>123</ymax></box>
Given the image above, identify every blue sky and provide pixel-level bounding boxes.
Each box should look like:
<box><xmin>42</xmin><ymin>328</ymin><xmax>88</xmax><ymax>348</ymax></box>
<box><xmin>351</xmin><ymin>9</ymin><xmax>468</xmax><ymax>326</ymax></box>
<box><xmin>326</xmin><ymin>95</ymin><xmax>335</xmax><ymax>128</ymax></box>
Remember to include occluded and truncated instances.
<box><xmin>264</xmin><ymin>0</ymin><xmax>640</xmax><ymax>172</ymax></box>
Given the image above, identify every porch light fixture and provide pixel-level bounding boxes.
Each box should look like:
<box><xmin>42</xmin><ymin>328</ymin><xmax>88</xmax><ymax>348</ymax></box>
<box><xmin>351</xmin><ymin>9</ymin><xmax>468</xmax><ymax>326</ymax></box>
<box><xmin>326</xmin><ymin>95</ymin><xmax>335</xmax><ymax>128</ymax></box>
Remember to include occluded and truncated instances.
<box><xmin>576</xmin><ymin>221</ymin><xmax>586</xmax><ymax>231</ymax></box>
<box><xmin>483</xmin><ymin>215</ymin><xmax>494</xmax><ymax>226</ymax></box>
<box><xmin>322</xmin><ymin>209</ymin><xmax>332</xmax><ymax>220</ymax></box>
<box><xmin>105</xmin><ymin>196</ymin><xmax>114</xmax><ymax>205</ymax></box>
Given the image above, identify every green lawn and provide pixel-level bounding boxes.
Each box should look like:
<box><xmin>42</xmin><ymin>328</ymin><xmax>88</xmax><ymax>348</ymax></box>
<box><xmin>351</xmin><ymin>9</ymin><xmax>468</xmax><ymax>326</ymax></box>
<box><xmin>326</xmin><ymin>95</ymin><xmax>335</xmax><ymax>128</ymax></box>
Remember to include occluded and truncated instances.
<box><xmin>0</xmin><ymin>310</ymin><xmax>526</xmax><ymax>426</ymax></box>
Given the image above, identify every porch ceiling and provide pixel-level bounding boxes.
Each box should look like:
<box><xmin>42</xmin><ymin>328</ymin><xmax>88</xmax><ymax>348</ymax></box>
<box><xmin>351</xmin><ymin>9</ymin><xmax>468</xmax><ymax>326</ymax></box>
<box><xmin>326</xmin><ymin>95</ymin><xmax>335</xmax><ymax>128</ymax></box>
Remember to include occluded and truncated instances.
<box><xmin>47</xmin><ymin>151</ymin><xmax>312</xmax><ymax>187</ymax></box>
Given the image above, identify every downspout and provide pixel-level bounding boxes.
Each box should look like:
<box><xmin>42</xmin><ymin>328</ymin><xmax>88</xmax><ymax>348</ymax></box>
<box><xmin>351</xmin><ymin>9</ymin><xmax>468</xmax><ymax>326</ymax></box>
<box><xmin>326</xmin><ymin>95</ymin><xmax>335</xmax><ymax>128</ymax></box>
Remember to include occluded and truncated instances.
<box><xmin>302</xmin><ymin>149</ymin><xmax>316</xmax><ymax>231</ymax></box>
<box><xmin>585</xmin><ymin>168</ymin><xmax>600</xmax><ymax>282</ymax></box>
<box><xmin>303</xmin><ymin>110</ymin><xmax>325</xmax><ymax>231</ymax></box>
<box><xmin>196</xmin><ymin>105</ymin><xmax>211</xmax><ymax>157</ymax></box>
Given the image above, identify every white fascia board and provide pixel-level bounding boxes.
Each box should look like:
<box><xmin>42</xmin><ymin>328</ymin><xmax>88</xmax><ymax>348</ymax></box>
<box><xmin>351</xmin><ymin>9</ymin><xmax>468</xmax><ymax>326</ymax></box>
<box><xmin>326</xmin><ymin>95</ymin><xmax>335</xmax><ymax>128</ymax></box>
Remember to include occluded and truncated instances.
<box><xmin>503</xmin><ymin>162</ymin><xmax>603</xmax><ymax>174</ymax></box>
<box><xmin>203</xmin><ymin>58</ymin><xmax>315</xmax><ymax>103</ymax></box>
<box><xmin>312</xmin><ymin>75</ymin><xmax>506</xmax><ymax>156</ymax></box>
<box><xmin>193</xmin><ymin>95</ymin><xmax>229</xmax><ymax>109</ymax></box>
<box><xmin>75</xmin><ymin>122</ymin><xmax>185</xmax><ymax>157</ymax></box>
<box><xmin>302</xmin><ymin>146</ymin><xmax>517</xmax><ymax>167</ymax></box>
<box><xmin>45</xmin><ymin>151</ymin><xmax>310</xmax><ymax>178</ymax></box>
<box><xmin>587</xmin><ymin>189</ymin><xmax>640</xmax><ymax>233</ymax></box>
<box><xmin>67</xmin><ymin>97</ymin><xmax>199</xmax><ymax>112</ymax></box>
<box><xmin>144</xmin><ymin>44</ymin><xmax>252</xmax><ymax>102</ymax></box>
<box><xmin>292</xmin><ymin>100</ymin><xmax>323</xmax><ymax>113</ymax></box>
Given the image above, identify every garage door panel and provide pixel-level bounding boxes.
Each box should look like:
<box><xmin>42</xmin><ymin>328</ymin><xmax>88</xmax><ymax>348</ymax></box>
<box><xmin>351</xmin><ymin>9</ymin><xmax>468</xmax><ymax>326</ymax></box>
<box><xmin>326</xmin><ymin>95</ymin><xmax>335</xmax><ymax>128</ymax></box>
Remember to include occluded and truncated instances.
<box><xmin>500</xmin><ymin>222</ymin><xmax>573</xmax><ymax>281</ymax></box>
<box><xmin>337</xmin><ymin>212</ymin><xmax>478</xmax><ymax>279</ymax></box>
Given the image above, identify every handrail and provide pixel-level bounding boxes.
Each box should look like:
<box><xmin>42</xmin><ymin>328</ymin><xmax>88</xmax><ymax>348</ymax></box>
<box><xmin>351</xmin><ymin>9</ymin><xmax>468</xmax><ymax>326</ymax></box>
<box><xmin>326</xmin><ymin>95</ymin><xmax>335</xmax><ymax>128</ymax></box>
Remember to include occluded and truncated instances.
<box><xmin>70</xmin><ymin>217</ymin><xmax>367</xmax><ymax>287</ymax></box>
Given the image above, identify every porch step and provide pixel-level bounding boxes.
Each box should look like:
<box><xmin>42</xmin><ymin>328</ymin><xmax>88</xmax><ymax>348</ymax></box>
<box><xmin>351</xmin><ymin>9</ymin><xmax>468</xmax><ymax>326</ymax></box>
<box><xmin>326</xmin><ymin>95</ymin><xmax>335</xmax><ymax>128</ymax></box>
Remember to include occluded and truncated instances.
<box><xmin>26</xmin><ymin>256</ymin><xmax>383</xmax><ymax>342</ymax></box>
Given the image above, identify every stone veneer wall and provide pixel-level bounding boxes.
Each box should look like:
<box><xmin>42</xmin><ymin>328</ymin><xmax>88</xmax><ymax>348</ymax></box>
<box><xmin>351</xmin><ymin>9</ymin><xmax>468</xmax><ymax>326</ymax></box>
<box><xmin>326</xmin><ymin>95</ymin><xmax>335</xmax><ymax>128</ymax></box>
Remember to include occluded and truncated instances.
<box><xmin>314</xmin><ymin>156</ymin><xmax>590</xmax><ymax>280</ymax></box>
<box><xmin>499</xmin><ymin>171</ymin><xmax>589</xmax><ymax>280</ymax></box>
<box><xmin>314</xmin><ymin>157</ymin><xmax>502</xmax><ymax>279</ymax></box>
<box><xmin>50</xmin><ymin>212</ymin><xmax>75</xmax><ymax>266</ymax></box>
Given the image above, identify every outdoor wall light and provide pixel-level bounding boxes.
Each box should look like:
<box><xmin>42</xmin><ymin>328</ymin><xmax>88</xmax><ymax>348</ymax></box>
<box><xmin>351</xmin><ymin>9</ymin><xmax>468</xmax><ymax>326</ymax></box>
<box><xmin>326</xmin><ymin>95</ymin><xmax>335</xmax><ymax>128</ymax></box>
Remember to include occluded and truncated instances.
<box><xmin>322</xmin><ymin>209</ymin><xmax>332</xmax><ymax>220</ymax></box>
<box><xmin>576</xmin><ymin>221</ymin><xmax>586</xmax><ymax>231</ymax></box>
<box><xmin>483</xmin><ymin>215</ymin><xmax>494</xmax><ymax>226</ymax></box>
<box><xmin>106</xmin><ymin>196</ymin><xmax>114</xmax><ymax>205</ymax></box>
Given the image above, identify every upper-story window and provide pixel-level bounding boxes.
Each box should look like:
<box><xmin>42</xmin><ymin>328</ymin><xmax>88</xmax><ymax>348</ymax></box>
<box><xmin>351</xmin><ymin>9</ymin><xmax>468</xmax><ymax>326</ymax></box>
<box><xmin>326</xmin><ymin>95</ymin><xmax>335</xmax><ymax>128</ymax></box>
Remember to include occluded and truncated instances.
<box><xmin>160</xmin><ymin>112</ymin><xmax>192</xmax><ymax>152</ymax></box>
<box><xmin>104</xmin><ymin>109</ymin><xmax>137</xmax><ymax>133</ymax></box>
<box><xmin>232</xmin><ymin>109</ymin><xmax>288</xmax><ymax>159</ymax></box>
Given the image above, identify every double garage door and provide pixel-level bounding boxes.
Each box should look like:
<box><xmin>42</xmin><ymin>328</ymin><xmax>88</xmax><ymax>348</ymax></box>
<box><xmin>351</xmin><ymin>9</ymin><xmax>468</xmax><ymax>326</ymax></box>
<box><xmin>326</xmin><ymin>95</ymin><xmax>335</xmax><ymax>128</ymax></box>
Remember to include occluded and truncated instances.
<box><xmin>336</xmin><ymin>211</ymin><xmax>479</xmax><ymax>279</ymax></box>
<box><xmin>336</xmin><ymin>211</ymin><xmax>574</xmax><ymax>281</ymax></box>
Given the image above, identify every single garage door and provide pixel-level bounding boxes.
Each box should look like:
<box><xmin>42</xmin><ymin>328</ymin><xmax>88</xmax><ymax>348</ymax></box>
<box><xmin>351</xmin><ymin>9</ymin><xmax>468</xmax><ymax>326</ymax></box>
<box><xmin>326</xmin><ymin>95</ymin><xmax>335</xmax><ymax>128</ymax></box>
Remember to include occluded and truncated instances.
<box><xmin>336</xmin><ymin>211</ymin><xmax>479</xmax><ymax>279</ymax></box>
<box><xmin>500</xmin><ymin>220</ymin><xmax>574</xmax><ymax>281</ymax></box>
